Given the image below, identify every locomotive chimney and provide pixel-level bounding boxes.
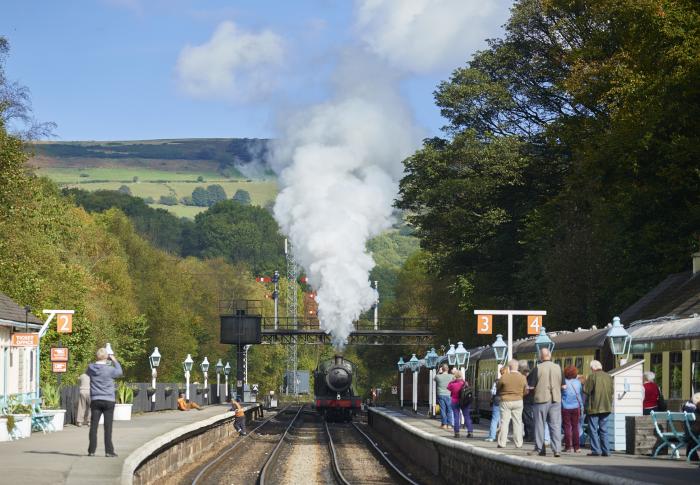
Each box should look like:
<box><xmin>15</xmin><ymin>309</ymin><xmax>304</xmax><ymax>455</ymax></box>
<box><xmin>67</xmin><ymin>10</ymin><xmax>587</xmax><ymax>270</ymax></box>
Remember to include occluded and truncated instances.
<box><xmin>334</xmin><ymin>355</ymin><xmax>343</xmax><ymax>366</ymax></box>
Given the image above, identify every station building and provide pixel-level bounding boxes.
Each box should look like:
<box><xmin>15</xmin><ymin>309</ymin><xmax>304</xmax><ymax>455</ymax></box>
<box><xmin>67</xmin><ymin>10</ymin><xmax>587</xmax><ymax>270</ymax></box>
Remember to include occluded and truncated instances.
<box><xmin>0</xmin><ymin>292</ymin><xmax>42</xmax><ymax>402</ymax></box>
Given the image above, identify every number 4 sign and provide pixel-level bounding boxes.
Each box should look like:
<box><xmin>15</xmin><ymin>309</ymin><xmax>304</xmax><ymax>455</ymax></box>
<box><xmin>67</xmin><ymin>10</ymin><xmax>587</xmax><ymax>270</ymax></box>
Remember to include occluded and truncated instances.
<box><xmin>57</xmin><ymin>313</ymin><xmax>73</xmax><ymax>334</ymax></box>
<box><xmin>477</xmin><ymin>314</ymin><xmax>493</xmax><ymax>335</ymax></box>
<box><xmin>527</xmin><ymin>315</ymin><xmax>543</xmax><ymax>335</ymax></box>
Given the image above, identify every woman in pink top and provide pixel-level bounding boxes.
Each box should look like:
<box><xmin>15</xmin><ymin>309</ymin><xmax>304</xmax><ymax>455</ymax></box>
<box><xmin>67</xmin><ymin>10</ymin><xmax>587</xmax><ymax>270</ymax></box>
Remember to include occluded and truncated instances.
<box><xmin>447</xmin><ymin>369</ymin><xmax>473</xmax><ymax>438</ymax></box>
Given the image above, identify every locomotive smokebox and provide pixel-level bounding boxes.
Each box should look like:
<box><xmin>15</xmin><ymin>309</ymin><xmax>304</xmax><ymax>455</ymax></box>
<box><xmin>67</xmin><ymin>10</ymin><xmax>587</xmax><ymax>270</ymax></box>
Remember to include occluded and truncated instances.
<box><xmin>326</xmin><ymin>354</ymin><xmax>352</xmax><ymax>393</ymax></box>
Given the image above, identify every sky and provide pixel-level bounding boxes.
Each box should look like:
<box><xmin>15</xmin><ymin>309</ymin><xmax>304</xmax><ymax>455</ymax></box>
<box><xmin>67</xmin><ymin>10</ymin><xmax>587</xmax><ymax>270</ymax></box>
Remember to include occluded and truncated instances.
<box><xmin>2</xmin><ymin>0</ymin><xmax>512</xmax><ymax>141</ymax></box>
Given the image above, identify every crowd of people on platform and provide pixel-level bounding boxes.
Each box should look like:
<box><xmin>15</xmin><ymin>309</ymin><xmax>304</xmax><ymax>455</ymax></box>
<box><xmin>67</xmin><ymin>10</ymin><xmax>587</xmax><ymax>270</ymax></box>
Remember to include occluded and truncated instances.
<box><xmin>435</xmin><ymin>348</ymin><xmax>615</xmax><ymax>457</ymax></box>
<box><xmin>434</xmin><ymin>348</ymin><xmax>700</xmax><ymax>460</ymax></box>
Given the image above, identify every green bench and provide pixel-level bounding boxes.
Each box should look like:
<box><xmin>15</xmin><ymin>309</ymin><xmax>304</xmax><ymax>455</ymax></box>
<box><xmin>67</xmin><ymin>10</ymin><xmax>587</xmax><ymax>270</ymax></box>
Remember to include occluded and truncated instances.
<box><xmin>650</xmin><ymin>410</ymin><xmax>698</xmax><ymax>461</ymax></box>
<box><xmin>27</xmin><ymin>398</ymin><xmax>55</xmax><ymax>434</ymax></box>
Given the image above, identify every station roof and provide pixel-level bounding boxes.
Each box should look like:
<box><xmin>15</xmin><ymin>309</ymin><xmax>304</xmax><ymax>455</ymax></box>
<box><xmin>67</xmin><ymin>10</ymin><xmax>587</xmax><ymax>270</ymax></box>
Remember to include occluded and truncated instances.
<box><xmin>0</xmin><ymin>292</ymin><xmax>42</xmax><ymax>329</ymax></box>
<box><xmin>628</xmin><ymin>315</ymin><xmax>700</xmax><ymax>341</ymax></box>
<box><xmin>620</xmin><ymin>270</ymin><xmax>700</xmax><ymax>324</ymax></box>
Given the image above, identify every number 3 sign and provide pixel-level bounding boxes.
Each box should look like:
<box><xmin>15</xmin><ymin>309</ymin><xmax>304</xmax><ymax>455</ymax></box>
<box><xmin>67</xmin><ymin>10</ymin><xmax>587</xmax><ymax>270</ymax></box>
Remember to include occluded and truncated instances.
<box><xmin>57</xmin><ymin>313</ymin><xmax>73</xmax><ymax>334</ymax></box>
<box><xmin>477</xmin><ymin>314</ymin><xmax>493</xmax><ymax>334</ymax></box>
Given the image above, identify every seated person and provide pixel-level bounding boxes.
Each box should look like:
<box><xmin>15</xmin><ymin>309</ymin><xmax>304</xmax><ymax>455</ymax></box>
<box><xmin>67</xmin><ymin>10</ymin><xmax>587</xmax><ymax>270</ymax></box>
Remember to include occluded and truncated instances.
<box><xmin>681</xmin><ymin>392</ymin><xmax>700</xmax><ymax>461</ymax></box>
<box><xmin>177</xmin><ymin>393</ymin><xmax>202</xmax><ymax>411</ymax></box>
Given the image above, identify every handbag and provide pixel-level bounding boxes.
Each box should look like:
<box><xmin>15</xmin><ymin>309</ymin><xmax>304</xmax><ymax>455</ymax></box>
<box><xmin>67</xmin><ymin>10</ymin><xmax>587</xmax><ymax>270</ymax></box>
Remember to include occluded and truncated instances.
<box><xmin>656</xmin><ymin>385</ymin><xmax>668</xmax><ymax>411</ymax></box>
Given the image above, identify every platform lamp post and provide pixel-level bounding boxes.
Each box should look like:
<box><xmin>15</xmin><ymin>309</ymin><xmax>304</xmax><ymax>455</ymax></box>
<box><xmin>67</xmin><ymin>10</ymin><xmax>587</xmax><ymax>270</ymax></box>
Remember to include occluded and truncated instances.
<box><xmin>446</xmin><ymin>344</ymin><xmax>456</xmax><ymax>367</ymax></box>
<box><xmin>492</xmin><ymin>334</ymin><xmax>508</xmax><ymax>363</ymax></box>
<box><xmin>397</xmin><ymin>357</ymin><xmax>406</xmax><ymax>408</ymax></box>
<box><xmin>455</xmin><ymin>342</ymin><xmax>469</xmax><ymax>374</ymax></box>
<box><xmin>201</xmin><ymin>357</ymin><xmax>210</xmax><ymax>405</ymax></box>
<box><xmin>215</xmin><ymin>359</ymin><xmax>223</xmax><ymax>403</ymax></box>
<box><xmin>149</xmin><ymin>347</ymin><xmax>161</xmax><ymax>408</ymax></box>
<box><xmin>407</xmin><ymin>354</ymin><xmax>420</xmax><ymax>413</ymax></box>
<box><xmin>272</xmin><ymin>270</ymin><xmax>280</xmax><ymax>330</ymax></box>
<box><xmin>534</xmin><ymin>327</ymin><xmax>555</xmax><ymax>361</ymax></box>
<box><xmin>224</xmin><ymin>362</ymin><xmax>231</xmax><ymax>401</ymax></box>
<box><xmin>607</xmin><ymin>316</ymin><xmax>631</xmax><ymax>366</ymax></box>
<box><xmin>424</xmin><ymin>348</ymin><xmax>439</xmax><ymax>417</ymax></box>
<box><xmin>183</xmin><ymin>354</ymin><xmax>193</xmax><ymax>401</ymax></box>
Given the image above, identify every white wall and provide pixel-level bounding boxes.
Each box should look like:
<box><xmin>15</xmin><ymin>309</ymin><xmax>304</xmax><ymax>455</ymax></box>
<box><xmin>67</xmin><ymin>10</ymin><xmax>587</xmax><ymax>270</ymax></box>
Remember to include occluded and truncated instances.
<box><xmin>609</xmin><ymin>361</ymin><xmax>644</xmax><ymax>451</ymax></box>
<box><xmin>0</xmin><ymin>327</ymin><xmax>38</xmax><ymax>400</ymax></box>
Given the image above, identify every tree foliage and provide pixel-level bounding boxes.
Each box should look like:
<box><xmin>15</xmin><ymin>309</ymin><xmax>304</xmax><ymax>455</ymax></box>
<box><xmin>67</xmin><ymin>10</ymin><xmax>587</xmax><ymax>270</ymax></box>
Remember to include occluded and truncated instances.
<box><xmin>397</xmin><ymin>0</ymin><xmax>700</xmax><ymax>338</ymax></box>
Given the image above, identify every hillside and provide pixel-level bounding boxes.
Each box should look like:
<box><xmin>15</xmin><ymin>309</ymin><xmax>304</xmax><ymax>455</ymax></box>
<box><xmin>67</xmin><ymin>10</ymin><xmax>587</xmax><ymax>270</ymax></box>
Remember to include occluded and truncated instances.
<box><xmin>28</xmin><ymin>138</ymin><xmax>278</xmax><ymax>217</ymax></box>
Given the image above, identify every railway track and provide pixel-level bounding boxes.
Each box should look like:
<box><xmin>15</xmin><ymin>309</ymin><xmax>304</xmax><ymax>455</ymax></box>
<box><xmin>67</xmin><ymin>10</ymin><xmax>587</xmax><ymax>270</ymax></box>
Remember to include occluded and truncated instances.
<box><xmin>188</xmin><ymin>405</ymin><xmax>421</xmax><ymax>485</ymax></box>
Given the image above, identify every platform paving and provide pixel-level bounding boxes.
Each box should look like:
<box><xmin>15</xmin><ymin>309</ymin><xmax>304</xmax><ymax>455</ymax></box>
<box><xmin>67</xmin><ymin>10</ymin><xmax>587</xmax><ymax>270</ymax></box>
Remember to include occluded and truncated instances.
<box><xmin>379</xmin><ymin>406</ymin><xmax>699</xmax><ymax>484</ymax></box>
<box><xmin>0</xmin><ymin>404</ymin><xmax>233</xmax><ymax>485</ymax></box>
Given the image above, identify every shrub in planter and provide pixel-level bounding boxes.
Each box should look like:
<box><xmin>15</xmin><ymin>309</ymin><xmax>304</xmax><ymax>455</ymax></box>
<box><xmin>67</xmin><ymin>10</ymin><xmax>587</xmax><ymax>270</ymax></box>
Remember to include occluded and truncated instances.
<box><xmin>41</xmin><ymin>384</ymin><xmax>67</xmax><ymax>431</ymax></box>
<box><xmin>164</xmin><ymin>386</ymin><xmax>174</xmax><ymax>396</ymax></box>
<box><xmin>114</xmin><ymin>382</ymin><xmax>134</xmax><ymax>421</ymax></box>
<box><xmin>6</xmin><ymin>396</ymin><xmax>32</xmax><ymax>438</ymax></box>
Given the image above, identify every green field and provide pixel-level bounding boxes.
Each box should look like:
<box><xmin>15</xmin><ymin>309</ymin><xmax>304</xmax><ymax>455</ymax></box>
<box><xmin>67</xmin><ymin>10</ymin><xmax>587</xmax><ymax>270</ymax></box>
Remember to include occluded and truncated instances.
<box><xmin>43</xmin><ymin>168</ymin><xmax>279</xmax><ymax>218</ymax></box>
<box><xmin>36</xmin><ymin>167</ymin><xmax>222</xmax><ymax>183</ymax></box>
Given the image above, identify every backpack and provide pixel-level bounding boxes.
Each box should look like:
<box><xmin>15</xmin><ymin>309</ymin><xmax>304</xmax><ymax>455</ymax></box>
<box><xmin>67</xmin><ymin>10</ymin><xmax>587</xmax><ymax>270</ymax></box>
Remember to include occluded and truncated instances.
<box><xmin>459</xmin><ymin>381</ymin><xmax>473</xmax><ymax>407</ymax></box>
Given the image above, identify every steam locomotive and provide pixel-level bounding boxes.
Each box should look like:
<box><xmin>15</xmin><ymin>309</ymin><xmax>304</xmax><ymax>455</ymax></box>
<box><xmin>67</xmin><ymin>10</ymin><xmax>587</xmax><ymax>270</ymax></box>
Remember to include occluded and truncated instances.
<box><xmin>314</xmin><ymin>355</ymin><xmax>362</xmax><ymax>421</ymax></box>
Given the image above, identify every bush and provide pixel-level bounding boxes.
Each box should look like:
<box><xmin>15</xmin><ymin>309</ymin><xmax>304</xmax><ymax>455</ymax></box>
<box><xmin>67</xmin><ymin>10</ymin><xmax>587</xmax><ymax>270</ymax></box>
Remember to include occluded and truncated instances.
<box><xmin>196</xmin><ymin>175</ymin><xmax>204</xmax><ymax>182</ymax></box>
<box><xmin>159</xmin><ymin>195</ymin><xmax>178</xmax><ymax>206</ymax></box>
<box><xmin>118</xmin><ymin>185</ymin><xmax>132</xmax><ymax>195</ymax></box>
<box><xmin>117</xmin><ymin>382</ymin><xmax>134</xmax><ymax>404</ymax></box>
<box><xmin>41</xmin><ymin>384</ymin><xmax>61</xmax><ymax>409</ymax></box>
<box><xmin>79</xmin><ymin>173</ymin><xmax>90</xmax><ymax>178</ymax></box>
<box><xmin>144</xmin><ymin>196</ymin><xmax>155</xmax><ymax>204</ymax></box>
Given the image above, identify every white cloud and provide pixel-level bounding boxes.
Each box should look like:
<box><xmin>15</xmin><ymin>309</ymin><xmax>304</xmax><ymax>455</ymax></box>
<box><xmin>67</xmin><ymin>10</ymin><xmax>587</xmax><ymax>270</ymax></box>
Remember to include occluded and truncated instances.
<box><xmin>354</xmin><ymin>0</ymin><xmax>511</xmax><ymax>73</ymax></box>
<box><xmin>176</xmin><ymin>21</ymin><xmax>284</xmax><ymax>102</ymax></box>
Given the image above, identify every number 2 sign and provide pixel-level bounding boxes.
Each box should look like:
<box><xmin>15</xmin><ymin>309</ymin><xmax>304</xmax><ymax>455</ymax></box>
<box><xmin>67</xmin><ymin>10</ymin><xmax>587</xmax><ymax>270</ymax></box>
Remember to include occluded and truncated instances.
<box><xmin>477</xmin><ymin>314</ymin><xmax>493</xmax><ymax>335</ymax></box>
<box><xmin>527</xmin><ymin>315</ymin><xmax>542</xmax><ymax>335</ymax></box>
<box><xmin>57</xmin><ymin>313</ymin><xmax>73</xmax><ymax>334</ymax></box>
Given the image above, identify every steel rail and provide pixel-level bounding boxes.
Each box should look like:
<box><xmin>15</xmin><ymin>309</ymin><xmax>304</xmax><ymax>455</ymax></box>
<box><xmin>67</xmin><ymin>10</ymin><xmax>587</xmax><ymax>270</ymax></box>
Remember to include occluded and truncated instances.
<box><xmin>191</xmin><ymin>404</ymin><xmax>296</xmax><ymax>485</ymax></box>
<box><xmin>257</xmin><ymin>404</ymin><xmax>306</xmax><ymax>485</ymax></box>
<box><xmin>325</xmin><ymin>421</ymin><xmax>422</xmax><ymax>485</ymax></box>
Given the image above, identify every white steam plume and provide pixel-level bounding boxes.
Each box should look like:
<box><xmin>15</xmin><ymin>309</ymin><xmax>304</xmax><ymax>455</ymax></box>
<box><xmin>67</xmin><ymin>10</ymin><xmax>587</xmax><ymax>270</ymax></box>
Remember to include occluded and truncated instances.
<box><xmin>272</xmin><ymin>53</ymin><xmax>421</xmax><ymax>347</ymax></box>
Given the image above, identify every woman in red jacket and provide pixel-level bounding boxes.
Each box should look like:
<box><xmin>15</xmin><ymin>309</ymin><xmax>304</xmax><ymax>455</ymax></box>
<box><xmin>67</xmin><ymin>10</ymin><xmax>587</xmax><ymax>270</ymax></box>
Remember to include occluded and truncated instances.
<box><xmin>447</xmin><ymin>369</ymin><xmax>473</xmax><ymax>438</ymax></box>
<box><xmin>642</xmin><ymin>371</ymin><xmax>660</xmax><ymax>415</ymax></box>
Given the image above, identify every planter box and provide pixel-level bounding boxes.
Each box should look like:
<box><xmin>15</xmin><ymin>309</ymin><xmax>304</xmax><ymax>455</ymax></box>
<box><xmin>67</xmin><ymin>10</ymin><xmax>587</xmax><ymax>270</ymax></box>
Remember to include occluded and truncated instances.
<box><xmin>45</xmin><ymin>409</ymin><xmax>67</xmax><ymax>431</ymax></box>
<box><xmin>10</xmin><ymin>414</ymin><xmax>31</xmax><ymax>439</ymax></box>
<box><xmin>114</xmin><ymin>403</ymin><xmax>133</xmax><ymax>421</ymax></box>
<box><xmin>0</xmin><ymin>417</ymin><xmax>10</xmax><ymax>442</ymax></box>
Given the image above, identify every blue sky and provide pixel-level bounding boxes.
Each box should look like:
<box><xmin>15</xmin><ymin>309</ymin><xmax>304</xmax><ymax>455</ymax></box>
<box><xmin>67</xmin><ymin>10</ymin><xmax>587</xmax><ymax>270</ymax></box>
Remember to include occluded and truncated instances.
<box><xmin>2</xmin><ymin>0</ymin><xmax>511</xmax><ymax>141</ymax></box>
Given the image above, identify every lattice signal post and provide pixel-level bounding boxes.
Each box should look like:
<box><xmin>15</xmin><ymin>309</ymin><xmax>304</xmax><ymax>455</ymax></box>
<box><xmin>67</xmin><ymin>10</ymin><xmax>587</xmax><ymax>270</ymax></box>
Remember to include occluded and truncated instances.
<box><xmin>285</xmin><ymin>239</ymin><xmax>299</xmax><ymax>396</ymax></box>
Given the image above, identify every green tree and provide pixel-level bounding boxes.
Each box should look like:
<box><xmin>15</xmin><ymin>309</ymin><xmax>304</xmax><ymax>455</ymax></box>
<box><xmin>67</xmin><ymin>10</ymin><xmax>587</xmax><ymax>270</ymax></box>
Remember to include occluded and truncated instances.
<box><xmin>232</xmin><ymin>189</ymin><xmax>251</xmax><ymax>205</ymax></box>
<box><xmin>191</xmin><ymin>187</ymin><xmax>209</xmax><ymax>207</ymax></box>
<box><xmin>206</xmin><ymin>184</ymin><xmax>227</xmax><ymax>206</ymax></box>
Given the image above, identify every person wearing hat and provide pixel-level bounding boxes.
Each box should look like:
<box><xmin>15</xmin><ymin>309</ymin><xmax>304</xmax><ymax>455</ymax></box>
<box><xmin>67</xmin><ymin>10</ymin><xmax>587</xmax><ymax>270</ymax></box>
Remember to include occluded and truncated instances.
<box><xmin>231</xmin><ymin>397</ymin><xmax>246</xmax><ymax>436</ymax></box>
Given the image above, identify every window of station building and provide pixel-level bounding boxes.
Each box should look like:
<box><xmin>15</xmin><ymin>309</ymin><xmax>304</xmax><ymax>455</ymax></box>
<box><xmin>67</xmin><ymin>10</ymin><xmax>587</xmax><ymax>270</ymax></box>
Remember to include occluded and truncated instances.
<box><xmin>669</xmin><ymin>351</ymin><xmax>682</xmax><ymax>399</ymax></box>
<box><xmin>575</xmin><ymin>357</ymin><xmax>583</xmax><ymax>372</ymax></box>
<box><xmin>651</xmin><ymin>353</ymin><xmax>663</xmax><ymax>392</ymax></box>
<box><xmin>692</xmin><ymin>351</ymin><xmax>700</xmax><ymax>394</ymax></box>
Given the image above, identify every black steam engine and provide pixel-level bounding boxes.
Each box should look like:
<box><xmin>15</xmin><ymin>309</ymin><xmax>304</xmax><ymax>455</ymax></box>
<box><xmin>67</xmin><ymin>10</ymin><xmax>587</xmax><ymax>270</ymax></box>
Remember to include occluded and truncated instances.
<box><xmin>314</xmin><ymin>355</ymin><xmax>362</xmax><ymax>421</ymax></box>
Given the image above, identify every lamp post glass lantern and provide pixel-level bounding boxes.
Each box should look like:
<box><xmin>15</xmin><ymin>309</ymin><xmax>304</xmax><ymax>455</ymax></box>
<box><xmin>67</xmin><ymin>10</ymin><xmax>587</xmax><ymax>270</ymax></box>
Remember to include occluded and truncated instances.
<box><xmin>535</xmin><ymin>327</ymin><xmax>555</xmax><ymax>357</ymax></box>
<box><xmin>201</xmin><ymin>357</ymin><xmax>210</xmax><ymax>404</ymax></box>
<box><xmin>455</xmin><ymin>342</ymin><xmax>469</xmax><ymax>370</ymax></box>
<box><xmin>446</xmin><ymin>344</ymin><xmax>456</xmax><ymax>366</ymax></box>
<box><xmin>149</xmin><ymin>347</ymin><xmax>161</xmax><ymax>369</ymax></box>
<box><xmin>607</xmin><ymin>316</ymin><xmax>631</xmax><ymax>356</ymax></box>
<box><xmin>224</xmin><ymin>362</ymin><xmax>231</xmax><ymax>401</ymax></box>
<box><xmin>492</xmin><ymin>334</ymin><xmax>508</xmax><ymax>362</ymax></box>
<box><xmin>408</xmin><ymin>354</ymin><xmax>420</xmax><ymax>412</ymax></box>
<box><xmin>397</xmin><ymin>356</ymin><xmax>405</xmax><ymax>373</ymax></box>
<box><xmin>397</xmin><ymin>356</ymin><xmax>405</xmax><ymax>408</ymax></box>
<box><xmin>425</xmin><ymin>348</ymin><xmax>439</xmax><ymax>417</ymax></box>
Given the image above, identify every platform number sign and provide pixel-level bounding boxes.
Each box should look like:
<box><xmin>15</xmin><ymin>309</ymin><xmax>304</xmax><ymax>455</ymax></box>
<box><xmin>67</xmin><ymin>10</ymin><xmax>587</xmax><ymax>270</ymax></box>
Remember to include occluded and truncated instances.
<box><xmin>527</xmin><ymin>315</ymin><xmax>542</xmax><ymax>335</ymax></box>
<box><xmin>477</xmin><ymin>314</ymin><xmax>493</xmax><ymax>335</ymax></box>
<box><xmin>57</xmin><ymin>313</ymin><xmax>72</xmax><ymax>334</ymax></box>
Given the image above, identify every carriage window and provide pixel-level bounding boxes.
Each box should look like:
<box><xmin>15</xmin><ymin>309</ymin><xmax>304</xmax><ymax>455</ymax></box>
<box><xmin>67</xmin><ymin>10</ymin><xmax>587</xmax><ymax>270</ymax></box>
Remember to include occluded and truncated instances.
<box><xmin>575</xmin><ymin>357</ymin><xmax>583</xmax><ymax>372</ymax></box>
<box><xmin>669</xmin><ymin>352</ymin><xmax>682</xmax><ymax>399</ymax></box>
<box><xmin>554</xmin><ymin>359</ymin><xmax>562</xmax><ymax>368</ymax></box>
<box><xmin>632</xmin><ymin>354</ymin><xmax>644</xmax><ymax>361</ymax></box>
<box><xmin>651</xmin><ymin>353</ymin><xmax>663</xmax><ymax>392</ymax></box>
<box><xmin>528</xmin><ymin>360</ymin><xmax>535</xmax><ymax>371</ymax></box>
<box><xmin>691</xmin><ymin>351</ymin><xmax>700</xmax><ymax>395</ymax></box>
<box><xmin>564</xmin><ymin>358</ymin><xmax>572</xmax><ymax>369</ymax></box>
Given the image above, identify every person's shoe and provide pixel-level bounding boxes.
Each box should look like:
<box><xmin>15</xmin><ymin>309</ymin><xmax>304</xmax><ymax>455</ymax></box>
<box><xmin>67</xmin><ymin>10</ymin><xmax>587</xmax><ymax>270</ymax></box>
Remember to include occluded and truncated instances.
<box><xmin>484</xmin><ymin>438</ymin><xmax>495</xmax><ymax>442</ymax></box>
<box><xmin>586</xmin><ymin>452</ymin><xmax>600</xmax><ymax>456</ymax></box>
<box><xmin>106</xmin><ymin>452</ymin><xmax>118</xmax><ymax>458</ymax></box>
<box><xmin>554</xmin><ymin>453</ymin><xmax>561</xmax><ymax>457</ymax></box>
<box><xmin>76</xmin><ymin>423</ymin><xmax>82</xmax><ymax>427</ymax></box>
<box><xmin>467</xmin><ymin>432</ymin><xmax>473</xmax><ymax>438</ymax></box>
<box><xmin>454</xmin><ymin>432</ymin><xmax>460</xmax><ymax>438</ymax></box>
<box><xmin>87</xmin><ymin>453</ymin><xmax>95</xmax><ymax>457</ymax></box>
<box><xmin>527</xmin><ymin>450</ymin><xmax>546</xmax><ymax>456</ymax></box>
<box><xmin>240</xmin><ymin>432</ymin><xmax>247</xmax><ymax>436</ymax></box>
<box><xmin>601</xmin><ymin>453</ymin><xmax>609</xmax><ymax>457</ymax></box>
<box><xmin>563</xmin><ymin>448</ymin><xmax>571</xmax><ymax>453</ymax></box>
<box><xmin>497</xmin><ymin>445</ymin><xmax>506</xmax><ymax>449</ymax></box>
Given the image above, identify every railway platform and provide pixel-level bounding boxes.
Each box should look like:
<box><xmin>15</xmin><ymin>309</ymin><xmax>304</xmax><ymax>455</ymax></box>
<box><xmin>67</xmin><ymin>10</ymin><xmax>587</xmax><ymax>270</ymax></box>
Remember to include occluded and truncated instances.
<box><xmin>0</xmin><ymin>403</ymin><xmax>257</xmax><ymax>485</ymax></box>
<box><xmin>370</xmin><ymin>406</ymin><xmax>699</xmax><ymax>484</ymax></box>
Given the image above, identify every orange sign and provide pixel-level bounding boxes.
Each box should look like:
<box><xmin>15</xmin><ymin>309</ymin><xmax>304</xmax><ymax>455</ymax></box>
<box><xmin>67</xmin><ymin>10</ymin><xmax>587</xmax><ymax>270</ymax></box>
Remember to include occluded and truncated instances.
<box><xmin>477</xmin><ymin>314</ymin><xmax>493</xmax><ymax>335</ymax></box>
<box><xmin>11</xmin><ymin>333</ymin><xmax>38</xmax><ymax>347</ymax></box>
<box><xmin>527</xmin><ymin>315</ymin><xmax>543</xmax><ymax>335</ymax></box>
<box><xmin>57</xmin><ymin>313</ymin><xmax>73</xmax><ymax>333</ymax></box>
<box><xmin>51</xmin><ymin>347</ymin><xmax>69</xmax><ymax>362</ymax></box>
<box><xmin>52</xmin><ymin>362</ymin><xmax>67</xmax><ymax>373</ymax></box>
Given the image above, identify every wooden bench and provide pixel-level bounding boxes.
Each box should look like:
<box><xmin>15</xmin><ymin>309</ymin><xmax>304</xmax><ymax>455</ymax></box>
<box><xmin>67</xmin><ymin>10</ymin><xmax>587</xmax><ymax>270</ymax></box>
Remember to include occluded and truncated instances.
<box><xmin>650</xmin><ymin>410</ymin><xmax>696</xmax><ymax>460</ymax></box>
<box><xmin>27</xmin><ymin>398</ymin><xmax>54</xmax><ymax>434</ymax></box>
